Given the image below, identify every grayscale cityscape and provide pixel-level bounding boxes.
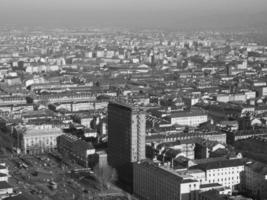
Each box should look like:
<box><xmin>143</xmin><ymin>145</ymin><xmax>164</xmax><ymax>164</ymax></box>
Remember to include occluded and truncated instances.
<box><xmin>0</xmin><ymin>0</ymin><xmax>267</xmax><ymax>199</ymax></box>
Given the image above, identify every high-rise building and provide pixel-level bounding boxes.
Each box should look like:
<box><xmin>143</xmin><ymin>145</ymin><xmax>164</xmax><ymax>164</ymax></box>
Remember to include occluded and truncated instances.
<box><xmin>107</xmin><ymin>101</ymin><xmax>146</xmax><ymax>188</ymax></box>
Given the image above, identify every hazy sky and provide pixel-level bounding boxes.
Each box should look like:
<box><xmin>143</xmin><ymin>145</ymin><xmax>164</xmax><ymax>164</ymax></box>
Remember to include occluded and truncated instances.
<box><xmin>0</xmin><ymin>0</ymin><xmax>267</xmax><ymax>30</ymax></box>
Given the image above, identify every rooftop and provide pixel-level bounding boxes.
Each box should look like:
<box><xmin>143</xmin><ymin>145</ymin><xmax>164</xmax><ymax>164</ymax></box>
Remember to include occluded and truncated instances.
<box><xmin>200</xmin><ymin>183</ymin><xmax>222</xmax><ymax>188</ymax></box>
<box><xmin>108</xmin><ymin>101</ymin><xmax>146</xmax><ymax>114</ymax></box>
<box><xmin>190</xmin><ymin>159</ymin><xmax>245</xmax><ymax>171</ymax></box>
<box><xmin>247</xmin><ymin>161</ymin><xmax>267</xmax><ymax>175</ymax></box>
<box><xmin>170</xmin><ymin>108</ymin><xmax>207</xmax><ymax>118</ymax></box>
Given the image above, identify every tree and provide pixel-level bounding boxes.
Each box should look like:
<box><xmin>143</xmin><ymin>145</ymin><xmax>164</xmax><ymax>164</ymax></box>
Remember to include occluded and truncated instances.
<box><xmin>88</xmin><ymin>154</ymin><xmax>98</xmax><ymax>169</ymax></box>
<box><xmin>94</xmin><ymin>164</ymin><xmax>117</xmax><ymax>191</ymax></box>
<box><xmin>0</xmin><ymin>147</ymin><xmax>7</xmax><ymax>155</ymax></box>
<box><xmin>125</xmin><ymin>193</ymin><xmax>133</xmax><ymax>200</ymax></box>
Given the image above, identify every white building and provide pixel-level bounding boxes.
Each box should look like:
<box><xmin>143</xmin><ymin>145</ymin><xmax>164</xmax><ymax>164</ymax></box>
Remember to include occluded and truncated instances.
<box><xmin>244</xmin><ymin>91</ymin><xmax>256</xmax><ymax>100</ymax></box>
<box><xmin>170</xmin><ymin>111</ymin><xmax>208</xmax><ymax>127</ymax></box>
<box><xmin>16</xmin><ymin>124</ymin><xmax>64</xmax><ymax>154</ymax></box>
<box><xmin>189</xmin><ymin>159</ymin><xmax>245</xmax><ymax>191</ymax></box>
<box><xmin>217</xmin><ymin>94</ymin><xmax>247</xmax><ymax>103</ymax></box>
<box><xmin>0</xmin><ymin>163</ymin><xmax>8</xmax><ymax>182</ymax></box>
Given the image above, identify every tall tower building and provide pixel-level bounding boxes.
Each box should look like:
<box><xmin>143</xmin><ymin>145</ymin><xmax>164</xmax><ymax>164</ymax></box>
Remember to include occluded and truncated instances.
<box><xmin>107</xmin><ymin>101</ymin><xmax>146</xmax><ymax>188</ymax></box>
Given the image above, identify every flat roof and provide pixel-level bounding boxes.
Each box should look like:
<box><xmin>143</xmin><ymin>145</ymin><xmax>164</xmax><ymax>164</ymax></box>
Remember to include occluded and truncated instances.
<box><xmin>200</xmin><ymin>183</ymin><xmax>222</xmax><ymax>188</ymax></box>
<box><xmin>190</xmin><ymin>159</ymin><xmax>245</xmax><ymax>171</ymax></box>
<box><xmin>182</xmin><ymin>179</ymin><xmax>198</xmax><ymax>183</ymax></box>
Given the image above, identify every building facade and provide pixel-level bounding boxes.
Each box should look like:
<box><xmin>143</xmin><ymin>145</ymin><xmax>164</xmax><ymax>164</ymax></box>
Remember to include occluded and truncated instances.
<box><xmin>133</xmin><ymin>160</ymin><xmax>200</xmax><ymax>200</ymax></box>
<box><xmin>16</xmin><ymin>125</ymin><xmax>64</xmax><ymax>154</ymax></box>
<box><xmin>107</xmin><ymin>102</ymin><xmax>146</xmax><ymax>187</ymax></box>
<box><xmin>170</xmin><ymin>111</ymin><xmax>208</xmax><ymax>127</ymax></box>
<box><xmin>189</xmin><ymin>159</ymin><xmax>245</xmax><ymax>191</ymax></box>
<box><xmin>57</xmin><ymin>133</ymin><xmax>95</xmax><ymax>167</ymax></box>
<box><xmin>241</xmin><ymin>161</ymin><xmax>267</xmax><ymax>199</ymax></box>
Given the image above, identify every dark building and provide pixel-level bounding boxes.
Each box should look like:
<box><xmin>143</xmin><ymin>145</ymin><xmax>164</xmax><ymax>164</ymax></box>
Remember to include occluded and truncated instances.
<box><xmin>107</xmin><ymin>102</ymin><xmax>146</xmax><ymax>190</ymax></box>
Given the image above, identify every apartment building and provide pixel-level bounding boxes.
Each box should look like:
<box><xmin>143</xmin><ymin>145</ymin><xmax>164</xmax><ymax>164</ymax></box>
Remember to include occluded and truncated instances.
<box><xmin>189</xmin><ymin>159</ymin><xmax>245</xmax><ymax>190</ymax></box>
<box><xmin>16</xmin><ymin>124</ymin><xmax>64</xmax><ymax>154</ymax></box>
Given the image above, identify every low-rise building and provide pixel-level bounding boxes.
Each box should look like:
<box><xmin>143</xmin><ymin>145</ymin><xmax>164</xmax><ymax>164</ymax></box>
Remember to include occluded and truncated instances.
<box><xmin>194</xmin><ymin>139</ymin><xmax>226</xmax><ymax>159</ymax></box>
<box><xmin>57</xmin><ymin>133</ymin><xmax>95</xmax><ymax>167</ymax></box>
<box><xmin>15</xmin><ymin>124</ymin><xmax>64</xmax><ymax>154</ymax></box>
<box><xmin>216</xmin><ymin>93</ymin><xmax>247</xmax><ymax>103</ymax></box>
<box><xmin>189</xmin><ymin>159</ymin><xmax>245</xmax><ymax>191</ymax></box>
<box><xmin>133</xmin><ymin>160</ymin><xmax>200</xmax><ymax>200</ymax></box>
<box><xmin>156</xmin><ymin>139</ymin><xmax>196</xmax><ymax>160</ymax></box>
<box><xmin>199</xmin><ymin>190</ymin><xmax>225</xmax><ymax>200</ymax></box>
<box><xmin>169</xmin><ymin>108</ymin><xmax>208</xmax><ymax>127</ymax></box>
<box><xmin>225</xmin><ymin>129</ymin><xmax>267</xmax><ymax>145</ymax></box>
<box><xmin>146</xmin><ymin>131</ymin><xmax>227</xmax><ymax>144</ymax></box>
<box><xmin>241</xmin><ymin>161</ymin><xmax>267</xmax><ymax>199</ymax></box>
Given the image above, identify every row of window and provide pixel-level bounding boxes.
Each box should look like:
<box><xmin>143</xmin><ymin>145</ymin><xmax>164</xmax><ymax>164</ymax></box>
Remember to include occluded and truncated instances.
<box><xmin>208</xmin><ymin>171</ymin><xmax>240</xmax><ymax>176</ymax></box>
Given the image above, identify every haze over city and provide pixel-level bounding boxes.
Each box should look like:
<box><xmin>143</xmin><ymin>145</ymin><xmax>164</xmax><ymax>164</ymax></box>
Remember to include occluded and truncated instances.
<box><xmin>2</xmin><ymin>0</ymin><xmax>267</xmax><ymax>200</ymax></box>
<box><xmin>0</xmin><ymin>0</ymin><xmax>267</xmax><ymax>30</ymax></box>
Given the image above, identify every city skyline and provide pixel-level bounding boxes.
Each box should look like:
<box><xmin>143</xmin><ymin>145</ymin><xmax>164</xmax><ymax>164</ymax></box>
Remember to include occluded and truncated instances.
<box><xmin>1</xmin><ymin>1</ymin><xmax>267</xmax><ymax>199</ymax></box>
